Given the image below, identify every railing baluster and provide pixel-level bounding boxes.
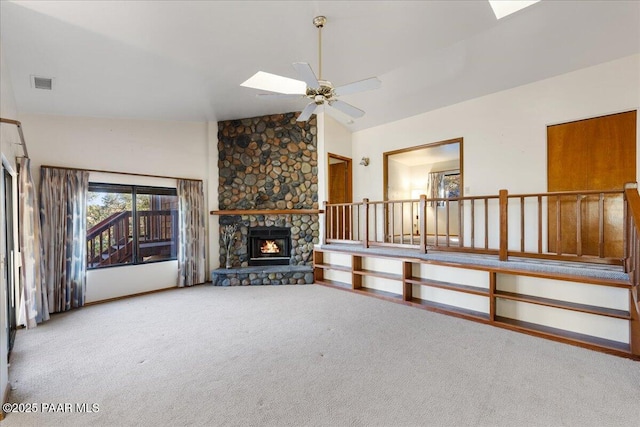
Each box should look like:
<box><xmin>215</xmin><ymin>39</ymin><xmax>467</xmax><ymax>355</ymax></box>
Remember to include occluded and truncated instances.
<box><xmin>537</xmin><ymin>195</ymin><xmax>542</xmax><ymax>254</ymax></box>
<box><xmin>363</xmin><ymin>199</ymin><xmax>369</xmax><ymax>248</ymax></box>
<box><xmin>410</xmin><ymin>201</ymin><xmax>414</xmax><ymax>245</ymax></box>
<box><xmin>420</xmin><ymin>195</ymin><xmax>427</xmax><ymax>253</ymax></box>
<box><xmin>599</xmin><ymin>192</ymin><xmax>605</xmax><ymax>258</ymax></box>
<box><xmin>499</xmin><ymin>190</ymin><xmax>508</xmax><ymax>261</ymax></box>
<box><xmin>576</xmin><ymin>195</ymin><xmax>582</xmax><ymax>257</ymax></box>
<box><xmin>520</xmin><ymin>196</ymin><xmax>525</xmax><ymax>252</ymax></box>
<box><xmin>373</xmin><ymin>202</ymin><xmax>377</xmax><ymax>243</ymax></box>
<box><xmin>484</xmin><ymin>198</ymin><xmax>488</xmax><ymax>250</ymax></box>
<box><xmin>400</xmin><ymin>202</ymin><xmax>404</xmax><ymax>245</ymax></box>
<box><xmin>458</xmin><ymin>199</ymin><xmax>463</xmax><ymax>247</ymax></box>
<box><xmin>390</xmin><ymin>202</ymin><xmax>395</xmax><ymax>244</ymax></box>
<box><xmin>434</xmin><ymin>199</ymin><xmax>439</xmax><ymax>248</ymax></box>
<box><xmin>556</xmin><ymin>195</ymin><xmax>562</xmax><ymax>255</ymax></box>
<box><xmin>342</xmin><ymin>205</ymin><xmax>346</xmax><ymax>241</ymax></box>
<box><xmin>471</xmin><ymin>199</ymin><xmax>475</xmax><ymax>248</ymax></box>
<box><xmin>445</xmin><ymin>199</ymin><xmax>450</xmax><ymax>247</ymax></box>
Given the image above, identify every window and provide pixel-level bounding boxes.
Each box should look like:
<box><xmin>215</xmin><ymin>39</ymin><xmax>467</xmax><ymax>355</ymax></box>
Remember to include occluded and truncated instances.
<box><xmin>440</xmin><ymin>170</ymin><xmax>460</xmax><ymax>199</ymax></box>
<box><xmin>87</xmin><ymin>183</ymin><xmax>178</xmax><ymax>269</ymax></box>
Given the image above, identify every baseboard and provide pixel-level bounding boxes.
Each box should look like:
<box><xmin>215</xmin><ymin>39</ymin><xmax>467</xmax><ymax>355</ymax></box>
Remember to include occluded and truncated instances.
<box><xmin>84</xmin><ymin>281</ymin><xmax>211</xmax><ymax>306</ymax></box>
<box><xmin>1</xmin><ymin>381</ymin><xmax>10</xmax><ymax>420</ymax></box>
<box><xmin>85</xmin><ymin>286</ymin><xmax>179</xmax><ymax>306</ymax></box>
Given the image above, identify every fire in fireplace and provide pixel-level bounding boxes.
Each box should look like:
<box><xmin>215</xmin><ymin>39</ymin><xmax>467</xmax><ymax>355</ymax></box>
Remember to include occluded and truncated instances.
<box><xmin>261</xmin><ymin>240</ymin><xmax>280</xmax><ymax>254</ymax></box>
<box><xmin>248</xmin><ymin>227</ymin><xmax>291</xmax><ymax>266</ymax></box>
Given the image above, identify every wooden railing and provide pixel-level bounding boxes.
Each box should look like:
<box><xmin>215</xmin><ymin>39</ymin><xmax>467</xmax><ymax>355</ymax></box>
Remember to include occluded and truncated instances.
<box><xmin>624</xmin><ymin>184</ymin><xmax>640</xmax><ymax>311</ymax></box>
<box><xmin>323</xmin><ymin>187</ymin><xmax>629</xmax><ymax>267</ymax></box>
<box><xmin>87</xmin><ymin>211</ymin><xmax>132</xmax><ymax>268</ymax></box>
<box><xmin>87</xmin><ymin>209</ymin><xmax>178</xmax><ymax>267</ymax></box>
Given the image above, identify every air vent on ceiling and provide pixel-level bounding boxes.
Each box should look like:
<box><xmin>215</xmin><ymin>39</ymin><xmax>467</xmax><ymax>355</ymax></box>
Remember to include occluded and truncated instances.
<box><xmin>31</xmin><ymin>75</ymin><xmax>53</xmax><ymax>90</ymax></box>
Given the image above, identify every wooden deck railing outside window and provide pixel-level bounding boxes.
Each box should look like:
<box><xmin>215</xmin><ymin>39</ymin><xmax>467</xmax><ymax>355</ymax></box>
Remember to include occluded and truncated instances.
<box><xmin>323</xmin><ymin>187</ymin><xmax>634</xmax><ymax>268</ymax></box>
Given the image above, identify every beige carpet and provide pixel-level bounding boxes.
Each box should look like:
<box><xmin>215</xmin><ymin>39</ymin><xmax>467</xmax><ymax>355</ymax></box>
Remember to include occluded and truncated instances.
<box><xmin>3</xmin><ymin>284</ymin><xmax>640</xmax><ymax>426</ymax></box>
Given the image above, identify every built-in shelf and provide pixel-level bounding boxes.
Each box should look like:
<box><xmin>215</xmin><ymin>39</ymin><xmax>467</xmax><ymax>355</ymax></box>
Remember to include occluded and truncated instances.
<box><xmin>407</xmin><ymin>277</ymin><xmax>489</xmax><ymax>296</ymax></box>
<box><xmin>313</xmin><ymin>247</ymin><xmax>637</xmax><ymax>359</ymax></box>
<box><xmin>409</xmin><ymin>298</ymin><xmax>490</xmax><ymax>321</ymax></box>
<box><xmin>316</xmin><ymin>279</ymin><xmax>351</xmax><ymax>291</ymax></box>
<box><xmin>495</xmin><ymin>316</ymin><xmax>630</xmax><ymax>354</ymax></box>
<box><xmin>495</xmin><ymin>291</ymin><xmax>631</xmax><ymax>319</ymax></box>
<box><xmin>314</xmin><ymin>263</ymin><xmax>352</xmax><ymax>273</ymax></box>
<box><xmin>357</xmin><ymin>287</ymin><xmax>403</xmax><ymax>301</ymax></box>
<box><xmin>353</xmin><ymin>269</ymin><xmax>403</xmax><ymax>281</ymax></box>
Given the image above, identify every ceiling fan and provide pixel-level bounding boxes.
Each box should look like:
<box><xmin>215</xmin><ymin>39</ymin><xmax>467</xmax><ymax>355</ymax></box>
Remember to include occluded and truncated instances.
<box><xmin>241</xmin><ymin>16</ymin><xmax>381</xmax><ymax>123</ymax></box>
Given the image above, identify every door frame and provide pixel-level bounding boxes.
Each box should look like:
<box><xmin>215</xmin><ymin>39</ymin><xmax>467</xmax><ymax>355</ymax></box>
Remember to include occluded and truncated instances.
<box><xmin>1</xmin><ymin>155</ymin><xmax>18</xmax><ymax>358</ymax></box>
<box><xmin>382</xmin><ymin>138</ymin><xmax>463</xmax><ymax>242</ymax></box>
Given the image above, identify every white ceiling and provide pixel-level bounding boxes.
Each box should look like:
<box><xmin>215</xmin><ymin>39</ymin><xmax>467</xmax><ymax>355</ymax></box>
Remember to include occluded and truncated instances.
<box><xmin>1</xmin><ymin>1</ymin><xmax>638</xmax><ymax>132</ymax></box>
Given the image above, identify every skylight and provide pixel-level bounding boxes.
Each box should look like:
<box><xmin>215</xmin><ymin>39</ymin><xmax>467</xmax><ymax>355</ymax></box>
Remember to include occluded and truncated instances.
<box><xmin>240</xmin><ymin>71</ymin><xmax>306</xmax><ymax>94</ymax></box>
<box><xmin>489</xmin><ymin>0</ymin><xmax>540</xmax><ymax>19</ymax></box>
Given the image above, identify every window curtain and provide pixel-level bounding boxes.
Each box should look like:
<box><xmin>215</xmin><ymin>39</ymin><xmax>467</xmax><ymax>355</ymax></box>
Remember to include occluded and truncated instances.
<box><xmin>177</xmin><ymin>179</ymin><xmax>206</xmax><ymax>287</ymax></box>
<box><xmin>40</xmin><ymin>167</ymin><xmax>89</xmax><ymax>312</ymax></box>
<box><xmin>427</xmin><ymin>172</ymin><xmax>444</xmax><ymax>207</ymax></box>
<box><xmin>17</xmin><ymin>158</ymin><xmax>48</xmax><ymax>328</ymax></box>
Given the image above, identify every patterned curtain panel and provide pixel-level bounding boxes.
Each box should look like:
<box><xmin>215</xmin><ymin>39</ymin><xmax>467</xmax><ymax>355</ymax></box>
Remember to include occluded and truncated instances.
<box><xmin>40</xmin><ymin>167</ymin><xmax>89</xmax><ymax>312</ymax></box>
<box><xmin>177</xmin><ymin>179</ymin><xmax>206</xmax><ymax>287</ymax></box>
<box><xmin>427</xmin><ymin>172</ymin><xmax>444</xmax><ymax>207</ymax></box>
<box><xmin>17</xmin><ymin>158</ymin><xmax>49</xmax><ymax>328</ymax></box>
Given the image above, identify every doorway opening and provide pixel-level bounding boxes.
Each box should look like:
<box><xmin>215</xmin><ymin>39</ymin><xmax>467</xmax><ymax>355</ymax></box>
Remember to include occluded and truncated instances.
<box><xmin>328</xmin><ymin>153</ymin><xmax>352</xmax><ymax>239</ymax></box>
<box><xmin>383</xmin><ymin>138</ymin><xmax>463</xmax><ymax>243</ymax></box>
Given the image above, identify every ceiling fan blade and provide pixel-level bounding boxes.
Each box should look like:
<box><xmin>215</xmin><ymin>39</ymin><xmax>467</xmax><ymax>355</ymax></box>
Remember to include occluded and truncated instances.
<box><xmin>241</xmin><ymin>71</ymin><xmax>306</xmax><ymax>94</ymax></box>
<box><xmin>297</xmin><ymin>102</ymin><xmax>318</xmax><ymax>122</ymax></box>
<box><xmin>324</xmin><ymin>104</ymin><xmax>355</xmax><ymax>125</ymax></box>
<box><xmin>256</xmin><ymin>93</ymin><xmax>305</xmax><ymax>100</ymax></box>
<box><xmin>292</xmin><ymin>62</ymin><xmax>320</xmax><ymax>90</ymax></box>
<box><xmin>328</xmin><ymin>100</ymin><xmax>365</xmax><ymax>119</ymax></box>
<box><xmin>334</xmin><ymin>77</ymin><xmax>382</xmax><ymax>96</ymax></box>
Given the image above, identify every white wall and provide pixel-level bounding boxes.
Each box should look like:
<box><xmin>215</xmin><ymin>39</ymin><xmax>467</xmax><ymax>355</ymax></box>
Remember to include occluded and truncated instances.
<box><xmin>351</xmin><ymin>54</ymin><xmax>639</xmax><ymax>336</ymax></box>
<box><xmin>353</xmin><ymin>54</ymin><xmax>640</xmax><ymax>201</ymax></box>
<box><xmin>0</xmin><ymin>39</ymin><xmax>20</xmax><ymax>409</ymax></box>
<box><xmin>320</xmin><ymin>113</ymin><xmax>353</xmax><ymax>203</ymax></box>
<box><xmin>19</xmin><ymin>113</ymin><xmax>211</xmax><ymax>301</ymax></box>
<box><xmin>318</xmin><ymin>113</ymin><xmax>353</xmax><ymax>243</ymax></box>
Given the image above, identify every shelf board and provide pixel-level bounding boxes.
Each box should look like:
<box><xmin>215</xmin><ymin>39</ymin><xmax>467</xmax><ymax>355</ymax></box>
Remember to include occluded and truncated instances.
<box><xmin>315</xmin><ymin>279</ymin><xmax>352</xmax><ymax>291</ymax></box>
<box><xmin>495</xmin><ymin>316</ymin><xmax>630</xmax><ymax>354</ymax></box>
<box><xmin>356</xmin><ymin>287</ymin><xmax>404</xmax><ymax>302</ymax></box>
<box><xmin>407</xmin><ymin>277</ymin><xmax>489</xmax><ymax>296</ymax></box>
<box><xmin>495</xmin><ymin>291</ymin><xmax>631</xmax><ymax>320</ymax></box>
<box><xmin>353</xmin><ymin>269</ymin><xmax>403</xmax><ymax>281</ymax></box>
<box><xmin>409</xmin><ymin>297</ymin><xmax>490</xmax><ymax>322</ymax></box>
<box><xmin>314</xmin><ymin>263</ymin><xmax>352</xmax><ymax>273</ymax></box>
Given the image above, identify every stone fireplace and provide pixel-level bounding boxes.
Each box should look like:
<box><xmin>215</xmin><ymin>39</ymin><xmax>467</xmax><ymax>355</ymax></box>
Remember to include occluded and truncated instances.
<box><xmin>212</xmin><ymin>112</ymin><xmax>319</xmax><ymax>285</ymax></box>
<box><xmin>248</xmin><ymin>226</ymin><xmax>291</xmax><ymax>266</ymax></box>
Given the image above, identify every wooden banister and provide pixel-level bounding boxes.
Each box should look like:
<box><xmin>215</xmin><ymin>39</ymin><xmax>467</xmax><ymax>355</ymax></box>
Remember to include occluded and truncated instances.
<box><xmin>324</xmin><ymin>188</ymin><xmax>626</xmax><ymax>266</ymax></box>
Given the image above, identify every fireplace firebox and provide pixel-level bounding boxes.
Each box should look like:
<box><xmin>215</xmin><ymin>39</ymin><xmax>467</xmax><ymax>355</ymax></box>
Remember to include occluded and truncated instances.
<box><xmin>248</xmin><ymin>227</ymin><xmax>291</xmax><ymax>266</ymax></box>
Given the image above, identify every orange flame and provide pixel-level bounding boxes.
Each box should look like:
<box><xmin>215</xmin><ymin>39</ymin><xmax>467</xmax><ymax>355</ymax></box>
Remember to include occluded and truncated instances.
<box><xmin>261</xmin><ymin>240</ymin><xmax>280</xmax><ymax>254</ymax></box>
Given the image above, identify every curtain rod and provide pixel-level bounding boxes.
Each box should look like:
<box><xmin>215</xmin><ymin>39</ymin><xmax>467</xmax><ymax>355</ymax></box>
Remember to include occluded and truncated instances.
<box><xmin>40</xmin><ymin>164</ymin><xmax>203</xmax><ymax>183</ymax></box>
<box><xmin>0</xmin><ymin>117</ymin><xmax>29</xmax><ymax>158</ymax></box>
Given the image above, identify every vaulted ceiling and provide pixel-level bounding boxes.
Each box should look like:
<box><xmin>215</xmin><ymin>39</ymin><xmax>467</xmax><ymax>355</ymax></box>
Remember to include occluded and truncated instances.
<box><xmin>1</xmin><ymin>1</ymin><xmax>638</xmax><ymax>131</ymax></box>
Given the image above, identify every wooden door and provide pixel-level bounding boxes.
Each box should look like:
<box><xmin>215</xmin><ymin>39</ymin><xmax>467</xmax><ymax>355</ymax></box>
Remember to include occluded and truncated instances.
<box><xmin>328</xmin><ymin>154</ymin><xmax>352</xmax><ymax>240</ymax></box>
<box><xmin>548</xmin><ymin>110</ymin><xmax>636</xmax><ymax>257</ymax></box>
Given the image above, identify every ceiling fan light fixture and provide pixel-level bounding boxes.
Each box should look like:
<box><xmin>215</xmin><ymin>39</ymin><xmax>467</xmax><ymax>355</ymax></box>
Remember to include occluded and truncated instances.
<box><xmin>244</xmin><ymin>15</ymin><xmax>381</xmax><ymax>123</ymax></box>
